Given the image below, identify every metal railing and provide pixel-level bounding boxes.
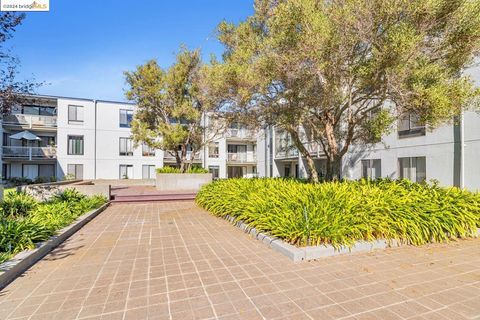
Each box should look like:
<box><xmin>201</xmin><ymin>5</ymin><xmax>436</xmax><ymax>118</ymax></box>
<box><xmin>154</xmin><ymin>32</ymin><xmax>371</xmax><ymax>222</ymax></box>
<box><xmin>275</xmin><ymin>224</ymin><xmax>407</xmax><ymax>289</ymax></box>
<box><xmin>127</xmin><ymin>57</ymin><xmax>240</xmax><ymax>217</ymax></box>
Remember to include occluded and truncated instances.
<box><xmin>226</xmin><ymin>128</ymin><xmax>256</xmax><ymax>140</ymax></box>
<box><xmin>227</xmin><ymin>152</ymin><xmax>257</xmax><ymax>163</ymax></box>
<box><xmin>2</xmin><ymin>146</ymin><xmax>57</xmax><ymax>160</ymax></box>
<box><xmin>2</xmin><ymin>114</ymin><xmax>57</xmax><ymax>128</ymax></box>
<box><xmin>275</xmin><ymin>148</ymin><xmax>299</xmax><ymax>159</ymax></box>
<box><xmin>163</xmin><ymin>151</ymin><xmax>202</xmax><ymax>161</ymax></box>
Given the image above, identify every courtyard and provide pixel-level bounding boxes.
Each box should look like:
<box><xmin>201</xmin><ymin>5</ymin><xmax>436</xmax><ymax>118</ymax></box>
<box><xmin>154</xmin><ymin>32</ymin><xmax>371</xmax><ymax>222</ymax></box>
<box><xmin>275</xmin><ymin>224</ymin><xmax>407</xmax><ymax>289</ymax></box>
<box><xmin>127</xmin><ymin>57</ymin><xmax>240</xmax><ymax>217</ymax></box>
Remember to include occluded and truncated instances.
<box><xmin>0</xmin><ymin>201</ymin><xmax>479</xmax><ymax>320</ymax></box>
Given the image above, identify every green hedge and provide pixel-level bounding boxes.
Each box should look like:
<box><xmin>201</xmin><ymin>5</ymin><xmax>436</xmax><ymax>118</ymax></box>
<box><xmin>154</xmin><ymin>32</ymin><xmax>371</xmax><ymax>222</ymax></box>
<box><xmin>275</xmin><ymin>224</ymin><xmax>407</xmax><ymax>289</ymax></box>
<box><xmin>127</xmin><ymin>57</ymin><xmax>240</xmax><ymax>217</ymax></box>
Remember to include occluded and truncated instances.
<box><xmin>0</xmin><ymin>189</ymin><xmax>107</xmax><ymax>264</ymax></box>
<box><xmin>196</xmin><ymin>178</ymin><xmax>480</xmax><ymax>247</ymax></box>
<box><xmin>156</xmin><ymin>166</ymin><xmax>209</xmax><ymax>174</ymax></box>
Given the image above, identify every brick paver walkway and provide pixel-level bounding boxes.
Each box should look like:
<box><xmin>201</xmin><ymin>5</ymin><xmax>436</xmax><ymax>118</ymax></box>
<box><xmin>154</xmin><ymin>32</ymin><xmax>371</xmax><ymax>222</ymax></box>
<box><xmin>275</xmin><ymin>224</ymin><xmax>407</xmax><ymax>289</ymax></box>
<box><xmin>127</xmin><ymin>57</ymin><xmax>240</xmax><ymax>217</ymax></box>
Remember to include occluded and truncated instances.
<box><xmin>0</xmin><ymin>201</ymin><xmax>479</xmax><ymax>320</ymax></box>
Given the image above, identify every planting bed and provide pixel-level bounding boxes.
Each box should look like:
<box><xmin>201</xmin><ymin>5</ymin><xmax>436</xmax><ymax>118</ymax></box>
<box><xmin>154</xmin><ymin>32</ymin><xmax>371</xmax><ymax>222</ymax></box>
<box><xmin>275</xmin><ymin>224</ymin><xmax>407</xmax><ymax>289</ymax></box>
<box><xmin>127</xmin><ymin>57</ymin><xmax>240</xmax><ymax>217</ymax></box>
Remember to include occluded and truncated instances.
<box><xmin>0</xmin><ymin>189</ymin><xmax>107</xmax><ymax>264</ymax></box>
<box><xmin>196</xmin><ymin>178</ymin><xmax>480</xmax><ymax>251</ymax></box>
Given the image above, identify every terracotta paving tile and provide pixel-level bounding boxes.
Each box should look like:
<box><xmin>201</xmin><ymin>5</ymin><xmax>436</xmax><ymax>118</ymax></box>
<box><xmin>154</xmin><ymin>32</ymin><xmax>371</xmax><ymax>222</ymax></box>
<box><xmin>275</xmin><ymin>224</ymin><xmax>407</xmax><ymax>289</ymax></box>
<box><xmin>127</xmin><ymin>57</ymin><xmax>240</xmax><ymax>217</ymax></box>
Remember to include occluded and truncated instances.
<box><xmin>0</xmin><ymin>201</ymin><xmax>479</xmax><ymax>319</ymax></box>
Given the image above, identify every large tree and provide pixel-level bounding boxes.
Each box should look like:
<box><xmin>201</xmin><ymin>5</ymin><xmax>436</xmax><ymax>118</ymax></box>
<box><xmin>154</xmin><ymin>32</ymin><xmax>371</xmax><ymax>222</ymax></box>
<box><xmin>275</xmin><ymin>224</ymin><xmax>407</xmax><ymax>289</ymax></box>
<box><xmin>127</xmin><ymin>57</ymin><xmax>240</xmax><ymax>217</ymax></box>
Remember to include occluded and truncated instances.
<box><xmin>125</xmin><ymin>47</ymin><xmax>211</xmax><ymax>172</ymax></box>
<box><xmin>0</xmin><ymin>12</ymin><xmax>39</xmax><ymax>115</ymax></box>
<box><xmin>207</xmin><ymin>0</ymin><xmax>480</xmax><ymax>181</ymax></box>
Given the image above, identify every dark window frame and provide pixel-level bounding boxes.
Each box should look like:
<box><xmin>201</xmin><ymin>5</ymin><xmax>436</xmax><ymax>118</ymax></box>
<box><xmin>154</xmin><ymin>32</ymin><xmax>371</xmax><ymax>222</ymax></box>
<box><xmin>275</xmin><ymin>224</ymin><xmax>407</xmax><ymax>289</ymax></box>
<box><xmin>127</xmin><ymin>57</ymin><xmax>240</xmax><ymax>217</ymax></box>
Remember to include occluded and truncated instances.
<box><xmin>119</xmin><ymin>109</ymin><xmax>134</xmax><ymax>128</ymax></box>
<box><xmin>68</xmin><ymin>105</ymin><xmax>84</xmax><ymax>124</ymax></box>
<box><xmin>67</xmin><ymin>135</ymin><xmax>84</xmax><ymax>155</ymax></box>
<box><xmin>119</xmin><ymin>137</ymin><xmax>134</xmax><ymax>156</ymax></box>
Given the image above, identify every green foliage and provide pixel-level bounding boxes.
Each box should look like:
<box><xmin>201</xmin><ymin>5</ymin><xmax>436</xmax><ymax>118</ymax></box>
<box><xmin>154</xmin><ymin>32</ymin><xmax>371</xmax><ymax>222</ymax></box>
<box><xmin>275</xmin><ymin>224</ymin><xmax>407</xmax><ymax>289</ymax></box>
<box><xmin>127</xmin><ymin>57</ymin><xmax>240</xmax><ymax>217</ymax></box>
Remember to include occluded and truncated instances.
<box><xmin>207</xmin><ymin>0</ymin><xmax>480</xmax><ymax>181</ymax></box>
<box><xmin>0</xmin><ymin>219</ymin><xmax>51</xmax><ymax>254</ymax></box>
<box><xmin>1</xmin><ymin>191</ymin><xmax>37</xmax><ymax>218</ymax></box>
<box><xmin>52</xmin><ymin>188</ymin><xmax>85</xmax><ymax>203</ymax></box>
<box><xmin>125</xmin><ymin>46</ymin><xmax>208</xmax><ymax>172</ymax></box>
<box><xmin>0</xmin><ymin>192</ymin><xmax>107</xmax><ymax>264</ymax></box>
<box><xmin>156</xmin><ymin>166</ymin><xmax>209</xmax><ymax>174</ymax></box>
<box><xmin>196</xmin><ymin>178</ymin><xmax>480</xmax><ymax>248</ymax></box>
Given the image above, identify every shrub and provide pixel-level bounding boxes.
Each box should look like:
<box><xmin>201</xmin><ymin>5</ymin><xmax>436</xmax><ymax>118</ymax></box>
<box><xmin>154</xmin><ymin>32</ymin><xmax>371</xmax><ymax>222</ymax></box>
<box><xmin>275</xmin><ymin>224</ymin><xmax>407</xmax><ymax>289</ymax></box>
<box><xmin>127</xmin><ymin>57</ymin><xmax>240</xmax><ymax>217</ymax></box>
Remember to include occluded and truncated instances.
<box><xmin>1</xmin><ymin>192</ymin><xmax>38</xmax><ymax>218</ymax></box>
<box><xmin>52</xmin><ymin>188</ymin><xmax>86</xmax><ymax>203</ymax></box>
<box><xmin>0</xmin><ymin>219</ymin><xmax>52</xmax><ymax>254</ymax></box>
<box><xmin>0</xmin><ymin>193</ymin><xmax>107</xmax><ymax>264</ymax></box>
<box><xmin>196</xmin><ymin>178</ymin><xmax>480</xmax><ymax>247</ymax></box>
<box><xmin>156</xmin><ymin>166</ymin><xmax>209</xmax><ymax>174</ymax></box>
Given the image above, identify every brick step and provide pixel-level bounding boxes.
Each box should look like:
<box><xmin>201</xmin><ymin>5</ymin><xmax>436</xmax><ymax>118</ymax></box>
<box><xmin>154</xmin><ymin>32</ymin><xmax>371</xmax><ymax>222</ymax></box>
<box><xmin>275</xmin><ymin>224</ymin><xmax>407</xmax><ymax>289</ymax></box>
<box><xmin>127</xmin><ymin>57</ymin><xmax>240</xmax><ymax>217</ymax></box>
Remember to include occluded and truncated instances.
<box><xmin>111</xmin><ymin>193</ymin><xmax>197</xmax><ymax>203</ymax></box>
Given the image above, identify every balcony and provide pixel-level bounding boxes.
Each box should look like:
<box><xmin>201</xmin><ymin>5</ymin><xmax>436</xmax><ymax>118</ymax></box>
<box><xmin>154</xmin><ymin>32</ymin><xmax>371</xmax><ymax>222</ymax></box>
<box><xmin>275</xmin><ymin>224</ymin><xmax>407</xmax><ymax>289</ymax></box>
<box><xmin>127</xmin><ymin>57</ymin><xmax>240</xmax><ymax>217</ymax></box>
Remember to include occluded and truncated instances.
<box><xmin>227</xmin><ymin>152</ymin><xmax>257</xmax><ymax>163</ymax></box>
<box><xmin>2</xmin><ymin>114</ymin><xmax>57</xmax><ymax>130</ymax></box>
<box><xmin>225</xmin><ymin>128</ymin><xmax>256</xmax><ymax>141</ymax></box>
<box><xmin>275</xmin><ymin>148</ymin><xmax>299</xmax><ymax>159</ymax></box>
<box><xmin>163</xmin><ymin>151</ymin><xmax>202</xmax><ymax>162</ymax></box>
<box><xmin>2</xmin><ymin>146</ymin><xmax>57</xmax><ymax>160</ymax></box>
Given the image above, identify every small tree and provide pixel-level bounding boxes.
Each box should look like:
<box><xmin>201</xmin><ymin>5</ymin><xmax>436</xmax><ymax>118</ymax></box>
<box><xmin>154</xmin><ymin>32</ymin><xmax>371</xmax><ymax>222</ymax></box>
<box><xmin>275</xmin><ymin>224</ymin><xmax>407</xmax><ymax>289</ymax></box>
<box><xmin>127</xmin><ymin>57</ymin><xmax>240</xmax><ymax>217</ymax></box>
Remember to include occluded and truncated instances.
<box><xmin>125</xmin><ymin>47</ymin><xmax>209</xmax><ymax>172</ymax></box>
<box><xmin>209</xmin><ymin>0</ymin><xmax>480</xmax><ymax>181</ymax></box>
<box><xmin>0</xmin><ymin>13</ymin><xmax>40</xmax><ymax>115</ymax></box>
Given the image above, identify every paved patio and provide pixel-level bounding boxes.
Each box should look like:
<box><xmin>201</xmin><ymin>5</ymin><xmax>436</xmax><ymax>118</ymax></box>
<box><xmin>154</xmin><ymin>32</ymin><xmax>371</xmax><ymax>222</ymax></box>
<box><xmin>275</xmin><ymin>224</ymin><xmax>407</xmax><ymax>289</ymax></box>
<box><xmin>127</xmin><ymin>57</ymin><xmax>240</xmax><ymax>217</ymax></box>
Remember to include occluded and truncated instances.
<box><xmin>0</xmin><ymin>201</ymin><xmax>479</xmax><ymax>320</ymax></box>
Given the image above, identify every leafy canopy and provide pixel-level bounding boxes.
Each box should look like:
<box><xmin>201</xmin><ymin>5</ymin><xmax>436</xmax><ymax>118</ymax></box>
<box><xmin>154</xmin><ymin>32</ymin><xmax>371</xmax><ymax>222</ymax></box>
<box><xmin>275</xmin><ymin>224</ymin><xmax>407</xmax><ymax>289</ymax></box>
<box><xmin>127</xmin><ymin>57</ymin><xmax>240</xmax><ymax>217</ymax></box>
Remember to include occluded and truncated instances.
<box><xmin>206</xmin><ymin>0</ymin><xmax>480</xmax><ymax>180</ymax></box>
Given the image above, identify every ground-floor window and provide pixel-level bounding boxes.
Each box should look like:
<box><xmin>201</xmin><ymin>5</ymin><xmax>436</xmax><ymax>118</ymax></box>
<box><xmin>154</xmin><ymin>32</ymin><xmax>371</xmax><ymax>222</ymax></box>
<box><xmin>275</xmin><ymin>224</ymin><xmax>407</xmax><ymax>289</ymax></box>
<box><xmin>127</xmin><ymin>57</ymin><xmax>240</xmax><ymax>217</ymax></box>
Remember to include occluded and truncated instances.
<box><xmin>284</xmin><ymin>166</ymin><xmax>291</xmax><ymax>177</ymax></box>
<box><xmin>2</xmin><ymin>163</ymin><xmax>9</xmax><ymax>179</ymax></box>
<box><xmin>361</xmin><ymin>159</ymin><xmax>382</xmax><ymax>179</ymax></box>
<box><xmin>398</xmin><ymin>157</ymin><xmax>426</xmax><ymax>183</ymax></box>
<box><xmin>209</xmin><ymin>165</ymin><xmax>220</xmax><ymax>179</ymax></box>
<box><xmin>142</xmin><ymin>165</ymin><xmax>155</xmax><ymax>179</ymax></box>
<box><xmin>119</xmin><ymin>164</ymin><xmax>133</xmax><ymax>179</ymax></box>
<box><xmin>22</xmin><ymin>164</ymin><xmax>55</xmax><ymax>180</ymax></box>
<box><xmin>228</xmin><ymin>166</ymin><xmax>245</xmax><ymax>178</ymax></box>
<box><xmin>67</xmin><ymin>164</ymin><xmax>84</xmax><ymax>180</ymax></box>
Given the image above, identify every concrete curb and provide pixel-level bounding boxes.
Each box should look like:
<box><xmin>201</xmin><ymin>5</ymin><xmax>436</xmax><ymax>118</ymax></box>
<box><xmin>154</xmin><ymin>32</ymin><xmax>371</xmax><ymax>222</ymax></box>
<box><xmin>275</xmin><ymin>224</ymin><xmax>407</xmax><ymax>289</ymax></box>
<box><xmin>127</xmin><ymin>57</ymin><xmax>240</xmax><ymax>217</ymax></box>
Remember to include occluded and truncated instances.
<box><xmin>0</xmin><ymin>202</ymin><xmax>110</xmax><ymax>290</ymax></box>
<box><xmin>224</xmin><ymin>215</ymin><xmax>480</xmax><ymax>263</ymax></box>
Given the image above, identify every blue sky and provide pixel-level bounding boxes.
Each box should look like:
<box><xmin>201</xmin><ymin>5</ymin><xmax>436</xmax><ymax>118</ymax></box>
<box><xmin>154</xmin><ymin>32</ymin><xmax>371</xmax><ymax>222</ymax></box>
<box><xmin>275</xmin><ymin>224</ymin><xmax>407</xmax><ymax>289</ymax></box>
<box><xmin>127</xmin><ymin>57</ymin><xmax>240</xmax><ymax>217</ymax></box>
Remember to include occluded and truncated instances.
<box><xmin>9</xmin><ymin>1</ymin><xmax>254</xmax><ymax>101</ymax></box>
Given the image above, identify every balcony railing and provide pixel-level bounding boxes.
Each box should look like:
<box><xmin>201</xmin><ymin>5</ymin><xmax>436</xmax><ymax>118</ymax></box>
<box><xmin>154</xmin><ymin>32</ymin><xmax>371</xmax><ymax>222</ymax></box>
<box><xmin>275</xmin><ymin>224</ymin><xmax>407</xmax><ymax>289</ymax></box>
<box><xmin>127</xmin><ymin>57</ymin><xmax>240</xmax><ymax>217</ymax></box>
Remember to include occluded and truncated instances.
<box><xmin>227</xmin><ymin>152</ymin><xmax>257</xmax><ymax>163</ymax></box>
<box><xmin>226</xmin><ymin>128</ymin><xmax>256</xmax><ymax>140</ymax></box>
<box><xmin>2</xmin><ymin>146</ymin><xmax>57</xmax><ymax>160</ymax></box>
<box><xmin>275</xmin><ymin>148</ymin><xmax>299</xmax><ymax>159</ymax></box>
<box><xmin>163</xmin><ymin>151</ymin><xmax>201</xmax><ymax>161</ymax></box>
<box><xmin>3</xmin><ymin>114</ymin><xmax>57</xmax><ymax>128</ymax></box>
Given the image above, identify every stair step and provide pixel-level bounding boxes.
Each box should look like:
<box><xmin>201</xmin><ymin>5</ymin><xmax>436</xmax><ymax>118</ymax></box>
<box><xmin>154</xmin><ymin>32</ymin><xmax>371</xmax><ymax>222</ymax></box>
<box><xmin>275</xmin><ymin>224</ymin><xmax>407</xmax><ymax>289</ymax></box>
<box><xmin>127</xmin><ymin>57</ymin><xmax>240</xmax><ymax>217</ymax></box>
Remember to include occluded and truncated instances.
<box><xmin>111</xmin><ymin>193</ymin><xmax>197</xmax><ymax>203</ymax></box>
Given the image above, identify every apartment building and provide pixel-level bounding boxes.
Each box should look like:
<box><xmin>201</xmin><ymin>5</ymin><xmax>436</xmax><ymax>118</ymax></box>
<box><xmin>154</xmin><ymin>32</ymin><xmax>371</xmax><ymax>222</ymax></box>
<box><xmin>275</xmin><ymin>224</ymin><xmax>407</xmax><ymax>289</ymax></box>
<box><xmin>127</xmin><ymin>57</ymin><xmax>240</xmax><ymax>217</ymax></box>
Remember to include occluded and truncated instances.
<box><xmin>1</xmin><ymin>95</ymin><xmax>163</xmax><ymax>181</ymax></box>
<box><xmin>1</xmin><ymin>94</ymin><xmax>480</xmax><ymax>191</ymax></box>
<box><xmin>269</xmin><ymin>112</ymin><xmax>480</xmax><ymax>191</ymax></box>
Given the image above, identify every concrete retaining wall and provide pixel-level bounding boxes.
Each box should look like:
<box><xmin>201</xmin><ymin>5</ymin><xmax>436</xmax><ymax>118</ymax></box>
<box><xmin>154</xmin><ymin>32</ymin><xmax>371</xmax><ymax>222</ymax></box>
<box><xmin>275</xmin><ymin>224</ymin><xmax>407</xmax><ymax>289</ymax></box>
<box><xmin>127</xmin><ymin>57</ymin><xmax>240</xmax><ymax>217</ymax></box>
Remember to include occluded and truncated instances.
<box><xmin>92</xmin><ymin>179</ymin><xmax>155</xmax><ymax>186</ymax></box>
<box><xmin>18</xmin><ymin>183</ymin><xmax>111</xmax><ymax>202</ymax></box>
<box><xmin>156</xmin><ymin>173</ymin><xmax>212</xmax><ymax>192</ymax></box>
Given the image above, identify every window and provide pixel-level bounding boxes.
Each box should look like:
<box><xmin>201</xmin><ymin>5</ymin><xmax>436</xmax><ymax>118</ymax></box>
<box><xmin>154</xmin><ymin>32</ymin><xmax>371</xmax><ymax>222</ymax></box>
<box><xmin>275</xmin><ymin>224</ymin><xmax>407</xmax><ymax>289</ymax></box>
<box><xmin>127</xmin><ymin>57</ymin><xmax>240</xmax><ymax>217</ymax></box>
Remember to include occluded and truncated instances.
<box><xmin>361</xmin><ymin>159</ymin><xmax>382</xmax><ymax>179</ymax></box>
<box><xmin>398</xmin><ymin>157</ymin><xmax>426</xmax><ymax>183</ymax></box>
<box><xmin>228</xmin><ymin>166</ymin><xmax>246</xmax><ymax>178</ymax></box>
<box><xmin>68</xmin><ymin>105</ymin><xmax>84</xmax><ymax>124</ymax></box>
<box><xmin>209</xmin><ymin>165</ymin><xmax>220</xmax><ymax>179</ymax></box>
<box><xmin>142</xmin><ymin>165</ymin><xmax>156</xmax><ymax>179</ymax></box>
<box><xmin>67</xmin><ymin>135</ymin><xmax>84</xmax><ymax>155</ymax></box>
<box><xmin>67</xmin><ymin>164</ymin><xmax>83</xmax><ymax>180</ymax></box>
<box><xmin>119</xmin><ymin>165</ymin><xmax>133</xmax><ymax>179</ymax></box>
<box><xmin>208</xmin><ymin>143</ymin><xmax>219</xmax><ymax>158</ymax></box>
<box><xmin>142</xmin><ymin>143</ymin><xmax>155</xmax><ymax>157</ymax></box>
<box><xmin>119</xmin><ymin>109</ymin><xmax>133</xmax><ymax>128</ymax></box>
<box><xmin>227</xmin><ymin>144</ymin><xmax>247</xmax><ymax>153</ymax></box>
<box><xmin>39</xmin><ymin>164</ymin><xmax>55</xmax><ymax>178</ymax></box>
<box><xmin>119</xmin><ymin>138</ymin><xmax>133</xmax><ymax>156</ymax></box>
<box><xmin>398</xmin><ymin>113</ymin><xmax>425</xmax><ymax>138</ymax></box>
<box><xmin>284</xmin><ymin>166</ymin><xmax>291</xmax><ymax>177</ymax></box>
<box><xmin>2</xmin><ymin>164</ymin><xmax>9</xmax><ymax>179</ymax></box>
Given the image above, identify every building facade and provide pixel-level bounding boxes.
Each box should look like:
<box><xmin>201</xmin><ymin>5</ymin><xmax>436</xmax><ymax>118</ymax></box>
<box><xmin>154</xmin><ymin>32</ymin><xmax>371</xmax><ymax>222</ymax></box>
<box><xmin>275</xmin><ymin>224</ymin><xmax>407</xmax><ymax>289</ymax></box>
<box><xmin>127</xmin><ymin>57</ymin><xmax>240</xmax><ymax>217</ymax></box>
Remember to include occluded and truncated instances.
<box><xmin>1</xmin><ymin>94</ymin><xmax>480</xmax><ymax>191</ymax></box>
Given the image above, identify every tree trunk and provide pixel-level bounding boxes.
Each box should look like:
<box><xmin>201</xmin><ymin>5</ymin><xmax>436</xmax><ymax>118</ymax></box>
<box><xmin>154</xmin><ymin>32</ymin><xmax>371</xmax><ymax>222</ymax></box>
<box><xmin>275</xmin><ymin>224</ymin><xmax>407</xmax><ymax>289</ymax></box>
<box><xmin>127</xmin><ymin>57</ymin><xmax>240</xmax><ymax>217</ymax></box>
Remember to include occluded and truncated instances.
<box><xmin>288</xmin><ymin>128</ymin><xmax>320</xmax><ymax>183</ymax></box>
<box><xmin>325</xmin><ymin>156</ymin><xmax>342</xmax><ymax>181</ymax></box>
<box><xmin>178</xmin><ymin>145</ymin><xmax>188</xmax><ymax>173</ymax></box>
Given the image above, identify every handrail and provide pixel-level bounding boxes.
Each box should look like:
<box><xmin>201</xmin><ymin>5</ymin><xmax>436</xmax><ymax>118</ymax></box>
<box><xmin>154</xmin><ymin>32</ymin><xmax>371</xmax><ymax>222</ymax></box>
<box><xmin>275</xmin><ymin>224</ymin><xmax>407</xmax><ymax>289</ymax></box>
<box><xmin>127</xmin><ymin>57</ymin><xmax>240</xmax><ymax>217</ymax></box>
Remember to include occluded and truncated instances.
<box><xmin>2</xmin><ymin>146</ymin><xmax>57</xmax><ymax>160</ymax></box>
<box><xmin>2</xmin><ymin>114</ymin><xmax>57</xmax><ymax>128</ymax></box>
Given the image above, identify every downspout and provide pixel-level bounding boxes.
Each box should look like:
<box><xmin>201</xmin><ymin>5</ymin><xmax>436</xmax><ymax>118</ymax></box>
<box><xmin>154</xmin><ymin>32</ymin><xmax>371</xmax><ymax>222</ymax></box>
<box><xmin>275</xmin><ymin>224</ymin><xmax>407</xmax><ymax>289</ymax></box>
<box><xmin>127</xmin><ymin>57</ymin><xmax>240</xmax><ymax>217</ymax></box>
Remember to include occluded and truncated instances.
<box><xmin>94</xmin><ymin>100</ymin><xmax>97</xmax><ymax>179</ymax></box>
<box><xmin>460</xmin><ymin>110</ymin><xmax>465</xmax><ymax>189</ymax></box>
<box><xmin>203</xmin><ymin>112</ymin><xmax>206</xmax><ymax>168</ymax></box>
